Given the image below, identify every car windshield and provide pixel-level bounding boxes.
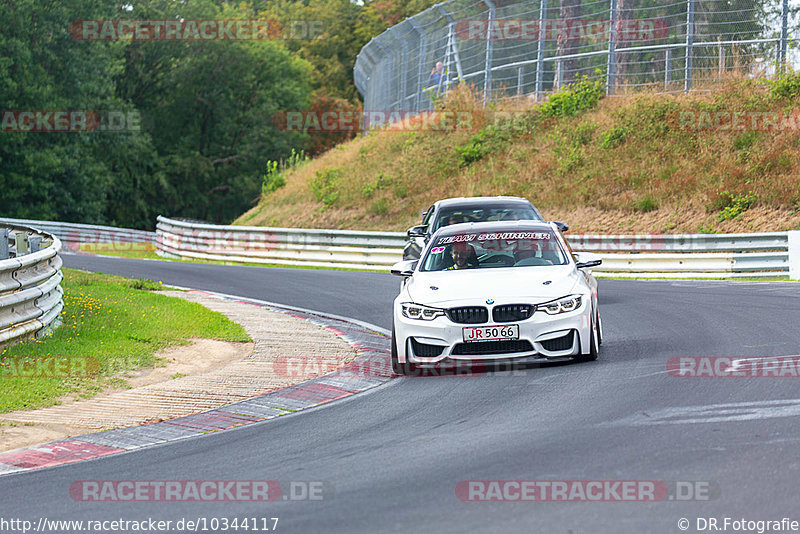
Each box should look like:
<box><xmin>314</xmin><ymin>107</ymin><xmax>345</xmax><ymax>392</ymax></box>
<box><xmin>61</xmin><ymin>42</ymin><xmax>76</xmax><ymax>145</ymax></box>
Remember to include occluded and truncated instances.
<box><xmin>432</xmin><ymin>206</ymin><xmax>540</xmax><ymax>232</ymax></box>
<box><xmin>421</xmin><ymin>230</ymin><xmax>569</xmax><ymax>272</ymax></box>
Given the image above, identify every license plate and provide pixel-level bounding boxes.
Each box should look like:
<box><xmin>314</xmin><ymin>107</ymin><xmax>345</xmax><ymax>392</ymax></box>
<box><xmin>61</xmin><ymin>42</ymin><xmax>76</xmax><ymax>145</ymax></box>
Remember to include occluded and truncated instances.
<box><xmin>463</xmin><ymin>324</ymin><xmax>519</xmax><ymax>342</ymax></box>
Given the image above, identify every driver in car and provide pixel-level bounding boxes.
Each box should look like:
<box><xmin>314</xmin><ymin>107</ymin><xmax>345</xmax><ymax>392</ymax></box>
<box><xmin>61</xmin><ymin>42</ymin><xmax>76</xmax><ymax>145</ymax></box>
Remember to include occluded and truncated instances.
<box><xmin>446</xmin><ymin>241</ymin><xmax>478</xmax><ymax>270</ymax></box>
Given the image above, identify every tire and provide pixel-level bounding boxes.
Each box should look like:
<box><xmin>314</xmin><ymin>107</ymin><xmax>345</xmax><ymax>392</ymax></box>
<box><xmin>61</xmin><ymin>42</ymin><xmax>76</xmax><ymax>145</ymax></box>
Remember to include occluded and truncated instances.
<box><xmin>575</xmin><ymin>313</ymin><xmax>599</xmax><ymax>363</ymax></box>
<box><xmin>596</xmin><ymin>312</ymin><xmax>603</xmax><ymax>346</ymax></box>
<box><xmin>391</xmin><ymin>324</ymin><xmax>416</xmax><ymax>375</ymax></box>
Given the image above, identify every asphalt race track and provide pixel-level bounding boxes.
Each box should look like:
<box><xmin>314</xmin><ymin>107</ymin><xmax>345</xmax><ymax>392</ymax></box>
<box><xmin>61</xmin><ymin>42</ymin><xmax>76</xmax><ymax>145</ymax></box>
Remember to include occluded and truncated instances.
<box><xmin>3</xmin><ymin>255</ymin><xmax>800</xmax><ymax>533</ymax></box>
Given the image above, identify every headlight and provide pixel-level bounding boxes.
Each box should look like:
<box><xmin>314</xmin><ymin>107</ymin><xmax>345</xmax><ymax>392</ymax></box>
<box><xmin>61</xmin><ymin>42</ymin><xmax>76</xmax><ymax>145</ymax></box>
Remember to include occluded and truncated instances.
<box><xmin>538</xmin><ymin>295</ymin><xmax>583</xmax><ymax>315</ymax></box>
<box><xmin>401</xmin><ymin>302</ymin><xmax>445</xmax><ymax>320</ymax></box>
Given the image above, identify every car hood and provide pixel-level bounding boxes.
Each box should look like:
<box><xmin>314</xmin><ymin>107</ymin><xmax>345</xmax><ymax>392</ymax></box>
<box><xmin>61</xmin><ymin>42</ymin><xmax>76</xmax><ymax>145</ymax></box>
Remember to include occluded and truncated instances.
<box><xmin>405</xmin><ymin>266</ymin><xmax>582</xmax><ymax>307</ymax></box>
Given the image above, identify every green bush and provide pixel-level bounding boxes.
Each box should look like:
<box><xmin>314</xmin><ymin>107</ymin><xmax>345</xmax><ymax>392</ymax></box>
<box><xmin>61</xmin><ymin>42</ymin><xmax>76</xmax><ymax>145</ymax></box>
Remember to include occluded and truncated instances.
<box><xmin>362</xmin><ymin>173</ymin><xmax>393</xmax><ymax>198</ymax></box>
<box><xmin>573</xmin><ymin>122</ymin><xmax>597</xmax><ymax>146</ymax></box>
<box><xmin>538</xmin><ymin>76</ymin><xmax>604</xmax><ymax>119</ymax></box>
<box><xmin>310</xmin><ymin>168</ymin><xmax>341</xmax><ymax>207</ymax></box>
<box><xmin>261</xmin><ymin>149</ymin><xmax>307</xmax><ymax>197</ymax></box>
<box><xmin>556</xmin><ymin>145</ymin><xmax>585</xmax><ymax>175</ymax></box>
<box><xmin>600</xmin><ymin>127</ymin><xmax>629</xmax><ymax>149</ymax></box>
<box><xmin>633</xmin><ymin>196</ymin><xmax>659</xmax><ymax>213</ymax></box>
<box><xmin>717</xmin><ymin>191</ymin><xmax>757</xmax><ymax>221</ymax></box>
<box><xmin>768</xmin><ymin>70</ymin><xmax>800</xmax><ymax>100</ymax></box>
<box><xmin>456</xmin><ymin>126</ymin><xmax>510</xmax><ymax>167</ymax></box>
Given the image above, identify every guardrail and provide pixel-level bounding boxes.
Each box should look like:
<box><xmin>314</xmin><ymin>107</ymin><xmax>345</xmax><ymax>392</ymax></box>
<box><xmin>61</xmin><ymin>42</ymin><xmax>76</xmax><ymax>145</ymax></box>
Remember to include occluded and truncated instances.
<box><xmin>0</xmin><ymin>217</ymin><xmax>156</xmax><ymax>254</ymax></box>
<box><xmin>0</xmin><ymin>224</ymin><xmax>64</xmax><ymax>346</ymax></box>
<box><xmin>156</xmin><ymin>216</ymin><xmax>799</xmax><ymax>279</ymax></box>
<box><xmin>156</xmin><ymin>216</ymin><xmax>405</xmax><ymax>270</ymax></box>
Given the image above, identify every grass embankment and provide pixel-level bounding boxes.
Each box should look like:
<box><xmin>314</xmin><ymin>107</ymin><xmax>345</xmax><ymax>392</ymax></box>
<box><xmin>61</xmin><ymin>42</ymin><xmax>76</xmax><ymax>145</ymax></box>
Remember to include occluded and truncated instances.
<box><xmin>236</xmin><ymin>73</ymin><xmax>800</xmax><ymax>235</ymax></box>
<box><xmin>0</xmin><ymin>269</ymin><xmax>250</xmax><ymax>413</ymax></box>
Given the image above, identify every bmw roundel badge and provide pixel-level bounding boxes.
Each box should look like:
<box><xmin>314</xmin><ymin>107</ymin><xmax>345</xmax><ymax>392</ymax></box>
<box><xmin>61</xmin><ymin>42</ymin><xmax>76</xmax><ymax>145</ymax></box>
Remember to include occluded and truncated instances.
<box><xmin>486</xmin><ymin>298</ymin><xmax>494</xmax><ymax>305</ymax></box>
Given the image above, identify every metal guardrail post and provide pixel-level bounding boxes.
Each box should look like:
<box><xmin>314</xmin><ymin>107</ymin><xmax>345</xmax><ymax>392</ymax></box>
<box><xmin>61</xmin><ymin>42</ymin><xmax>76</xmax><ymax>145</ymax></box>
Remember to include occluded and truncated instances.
<box><xmin>29</xmin><ymin>236</ymin><xmax>42</xmax><ymax>253</ymax></box>
<box><xmin>483</xmin><ymin>0</ymin><xmax>496</xmax><ymax>105</ymax></box>
<box><xmin>0</xmin><ymin>228</ymin><xmax>7</xmax><ymax>260</ymax></box>
<box><xmin>15</xmin><ymin>232</ymin><xmax>29</xmax><ymax>255</ymax></box>
<box><xmin>535</xmin><ymin>0</ymin><xmax>548</xmax><ymax>101</ymax></box>
<box><xmin>685</xmin><ymin>0</ymin><xmax>695</xmax><ymax>92</ymax></box>
<box><xmin>606</xmin><ymin>0</ymin><xmax>618</xmax><ymax>96</ymax></box>
<box><xmin>789</xmin><ymin>231</ymin><xmax>800</xmax><ymax>280</ymax></box>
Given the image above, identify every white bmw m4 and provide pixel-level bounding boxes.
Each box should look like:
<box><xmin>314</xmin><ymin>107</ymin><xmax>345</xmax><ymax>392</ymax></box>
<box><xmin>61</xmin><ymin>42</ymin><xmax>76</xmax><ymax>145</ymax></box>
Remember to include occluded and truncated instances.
<box><xmin>390</xmin><ymin>221</ymin><xmax>603</xmax><ymax>375</ymax></box>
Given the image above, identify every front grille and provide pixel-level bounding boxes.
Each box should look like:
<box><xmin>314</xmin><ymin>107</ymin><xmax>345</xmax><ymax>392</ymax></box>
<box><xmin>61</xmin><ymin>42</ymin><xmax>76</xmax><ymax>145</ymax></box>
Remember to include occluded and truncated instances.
<box><xmin>539</xmin><ymin>331</ymin><xmax>575</xmax><ymax>352</ymax></box>
<box><xmin>410</xmin><ymin>338</ymin><xmax>445</xmax><ymax>358</ymax></box>
<box><xmin>447</xmin><ymin>306</ymin><xmax>488</xmax><ymax>324</ymax></box>
<box><xmin>492</xmin><ymin>304</ymin><xmax>535</xmax><ymax>323</ymax></box>
<box><xmin>451</xmin><ymin>340</ymin><xmax>534</xmax><ymax>356</ymax></box>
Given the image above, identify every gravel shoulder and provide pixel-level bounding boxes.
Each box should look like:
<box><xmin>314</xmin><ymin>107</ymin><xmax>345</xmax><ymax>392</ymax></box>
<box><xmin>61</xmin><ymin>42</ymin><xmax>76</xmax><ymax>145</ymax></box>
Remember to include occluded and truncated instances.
<box><xmin>0</xmin><ymin>290</ymin><xmax>355</xmax><ymax>452</ymax></box>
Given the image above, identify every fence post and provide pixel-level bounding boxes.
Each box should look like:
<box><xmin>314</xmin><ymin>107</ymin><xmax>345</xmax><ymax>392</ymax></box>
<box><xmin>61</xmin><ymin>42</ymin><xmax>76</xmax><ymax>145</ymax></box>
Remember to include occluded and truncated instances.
<box><xmin>718</xmin><ymin>37</ymin><xmax>725</xmax><ymax>79</ymax></box>
<box><xmin>535</xmin><ymin>0</ymin><xmax>548</xmax><ymax>101</ymax></box>
<box><xmin>606</xmin><ymin>0</ymin><xmax>618</xmax><ymax>96</ymax></box>
<box><xmin>779</xmin><ymin>0</ymin><xmax>788</xmax><ymax>71</ymax></box>
<box><xmin>517</xmin><ymin>67</ymin><xmax>524</xmax><ymax>97</ymax></box>
<box><xmin>556</xmin><ymin>60</ymin><xmax>563</xmax><ymax>90</ymax></box>
<box><xmin>483</xmin><ymin>0</ymin><xmax>495</xmax><ymax>105</ymax></box>
<box><xmin>0</xmin><ymin>228</ymin><xmax>8</xmax><ymax>260</ymax></box>
<box><xmin>789</xmin><ymin>231</ymin><xmax>800</xmax><ymax>280</ymax></box>
<box><xmin>29</xmin><ymin>236</ymin><xmax>42</xmax><ymax>253</ymax></box>
<box><xmin>437</xmin><ymin>6</ymin><xmax>465</xmax><ymax>89</ymax></box>
<box><xmin>665</xmin><ymin>48</ymin><xmax>672</xmax><ymax>89</ymax></box>
<box><xmin>15</xmin><ymin>232</ymin><xmax>29</xmax><ymax>256</ymax></box>
<box><xmin>685</xmin><ymin>0</ymin><xmax>695</xmax><ymax>92</ymax></box>
<box><xmin>399</xmin><ymin>37</ymin><xmax>408</xmax><ymax>108</ymax></box>
<box><xmin>410</xmin><ymin>20</ymin><xmax>427</xmax><ymax>111</ymax></box>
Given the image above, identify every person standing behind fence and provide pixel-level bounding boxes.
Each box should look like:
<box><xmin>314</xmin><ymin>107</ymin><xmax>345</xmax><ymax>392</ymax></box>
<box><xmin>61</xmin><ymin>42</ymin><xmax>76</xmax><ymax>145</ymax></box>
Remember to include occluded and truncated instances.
<box><xmin>429</xmin><ymin>61</ymin><xmax>447</xmax><ymax>89</ymax></box>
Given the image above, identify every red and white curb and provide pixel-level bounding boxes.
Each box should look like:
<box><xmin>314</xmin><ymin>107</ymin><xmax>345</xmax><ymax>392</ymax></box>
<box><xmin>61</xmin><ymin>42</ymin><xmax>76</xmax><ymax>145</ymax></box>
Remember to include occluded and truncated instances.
<box><xmin>0</xmin><ymin>290</ymin><xmax>392</xmax><ymax>476</ymax></box>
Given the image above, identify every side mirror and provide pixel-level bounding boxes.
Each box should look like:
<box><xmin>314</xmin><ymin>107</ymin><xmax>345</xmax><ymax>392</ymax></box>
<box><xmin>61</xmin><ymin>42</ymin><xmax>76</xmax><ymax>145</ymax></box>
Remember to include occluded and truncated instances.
<box><xmin>391</xmin><ymin>260</ymin><xmax>418</xmax><ymax>277</ymax></box>
<box><xmin>574</xmin><ymin>252</ymin><xmax>602</xmax><ymax>269</ymax></box>
<box><xmin>551</xmin><ymin>221</ymin><xmax>569</xmax><ymax>233</ymax></box>
<box><xmin>407</xmin><ymin>224</ymin><xmax>428</xmax><ymax>238</ymax></box>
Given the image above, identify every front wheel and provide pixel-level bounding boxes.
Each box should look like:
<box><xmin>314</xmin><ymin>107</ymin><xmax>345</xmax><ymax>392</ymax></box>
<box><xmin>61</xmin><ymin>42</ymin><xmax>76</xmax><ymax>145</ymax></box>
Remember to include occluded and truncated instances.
<box><xmin>575</xmin><ymin>314</ymin><xmax>599</xmax><ymax>362</ymax></box>
<box><xmin>391</xmin><ymin>324</ymin><xmax>416</xmax><ymax>375</ymax></box>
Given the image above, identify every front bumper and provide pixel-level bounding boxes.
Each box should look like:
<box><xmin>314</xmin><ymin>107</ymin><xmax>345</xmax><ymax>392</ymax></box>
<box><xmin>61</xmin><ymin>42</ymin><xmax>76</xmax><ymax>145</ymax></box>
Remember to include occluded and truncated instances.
<box><xmin>394</xmin><ymin>303</ymin><xmax>591</xmax><ymax>366</ymax></box>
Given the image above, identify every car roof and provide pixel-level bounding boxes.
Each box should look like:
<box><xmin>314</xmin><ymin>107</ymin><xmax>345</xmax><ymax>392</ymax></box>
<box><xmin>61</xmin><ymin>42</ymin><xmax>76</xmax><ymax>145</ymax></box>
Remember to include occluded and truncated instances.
<box><xmin>434</xmin><ymin>220</ymin><xmax>555</xmax><ymax>237</ymax></box>
<box><xmin>433</xmin><ymin>196</ymin><xmax>533</xmax><ymax>209</ymax></box>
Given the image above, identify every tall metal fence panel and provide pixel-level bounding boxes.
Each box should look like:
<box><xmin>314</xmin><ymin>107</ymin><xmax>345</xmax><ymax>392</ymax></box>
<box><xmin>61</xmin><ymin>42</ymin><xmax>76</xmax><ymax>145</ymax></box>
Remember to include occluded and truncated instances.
<box><xmin>354</xmin><ymin>0</ymin><xmax>797</xmax><ymax>116</ymax></box>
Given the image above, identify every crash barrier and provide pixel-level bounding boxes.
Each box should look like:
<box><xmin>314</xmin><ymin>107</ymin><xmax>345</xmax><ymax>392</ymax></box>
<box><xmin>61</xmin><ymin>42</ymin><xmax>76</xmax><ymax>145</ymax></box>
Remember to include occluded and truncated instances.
<box><xmin>0</xmin><ymin>217</ymin><xmax>156</xmax><ymax>254</ymax></box>
<box><xmin>156</xmin><ymin>216</ymin><xmax>406</xmax><ymax>270</ymax></box>
<box><xmin>157</xmin><ymin>216</ymin><xmax>800</xmax><ymax>279</ymax></box>
<box><xmin>0</xmin><ymin>223</ymin><xmax>64</xmax><ymax>346</ymax></box>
